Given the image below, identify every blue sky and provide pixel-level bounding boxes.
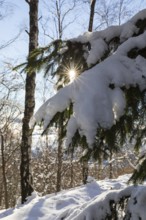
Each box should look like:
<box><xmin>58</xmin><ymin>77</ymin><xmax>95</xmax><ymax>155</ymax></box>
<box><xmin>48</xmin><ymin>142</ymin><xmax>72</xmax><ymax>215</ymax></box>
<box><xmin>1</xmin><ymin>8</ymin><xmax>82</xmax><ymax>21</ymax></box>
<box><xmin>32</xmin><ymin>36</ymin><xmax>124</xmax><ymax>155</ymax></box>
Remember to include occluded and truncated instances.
<box><xmin>0</xmin><ymin>0</ymin><xmax>86</xmax><ymax>64</ymax></box>
<box><xmin>0</xmin><ymin>1</ymin><xmax>28</xmax><ymax>64</ymax></box>
<box><xmin>0</xmin><ymin>0</ymin><xmax>146</xmax><ymax>64</ymax></box>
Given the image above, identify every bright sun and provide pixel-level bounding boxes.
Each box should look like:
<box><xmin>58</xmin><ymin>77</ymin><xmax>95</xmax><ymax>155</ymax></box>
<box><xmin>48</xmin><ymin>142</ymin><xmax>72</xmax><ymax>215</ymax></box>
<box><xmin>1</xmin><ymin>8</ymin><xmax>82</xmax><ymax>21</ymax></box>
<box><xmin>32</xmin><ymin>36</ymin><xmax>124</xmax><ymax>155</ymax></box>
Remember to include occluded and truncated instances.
<box><xmin>68</xmin><ymin>69</ymin><xmax>77</xmax><ymax>82</ymax></box>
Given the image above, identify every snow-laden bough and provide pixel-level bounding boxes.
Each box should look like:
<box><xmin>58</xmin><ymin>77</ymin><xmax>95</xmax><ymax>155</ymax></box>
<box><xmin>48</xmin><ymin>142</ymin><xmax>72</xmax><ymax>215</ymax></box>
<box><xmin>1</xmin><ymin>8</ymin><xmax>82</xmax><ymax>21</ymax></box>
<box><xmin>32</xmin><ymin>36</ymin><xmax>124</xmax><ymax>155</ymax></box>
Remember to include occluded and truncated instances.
<box><xmin>31</xmin><ymin>11</ymin><xmax>146</xmax><ymax>148</ymax></box>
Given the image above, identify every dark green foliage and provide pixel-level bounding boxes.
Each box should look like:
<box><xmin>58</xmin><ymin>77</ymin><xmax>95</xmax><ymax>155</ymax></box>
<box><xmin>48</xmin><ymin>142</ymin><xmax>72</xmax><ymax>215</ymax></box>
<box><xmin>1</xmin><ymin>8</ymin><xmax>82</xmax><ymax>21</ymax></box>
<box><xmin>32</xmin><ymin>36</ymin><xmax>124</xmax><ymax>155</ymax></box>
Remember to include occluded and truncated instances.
<box><xmin>21</xmin><ymin>39</ymin><xmax>88</xmax><ymax>89</ymax></box>
<box><xmin>65</xmin><ymin>86</ymin><xmax>146</xmax><ymax>183</ymax></box>
<box><xmin>103</xmin><ymin>195</ymin><xmax>131</xmax><ymax>219</ymax></box>
<box><xmin>128</xmin><ymin>47</ymin><xmax>146</xmax><ymax>59</ymax></box>
<box><xmin>135</xmin><ymin>18</ymin><xmax>146</xmax><ymax>35</ymax></box>
<box><xmin>129</xmin><ymin>156</ymin><xmax>146</xmax><ymax>184</ymax></box>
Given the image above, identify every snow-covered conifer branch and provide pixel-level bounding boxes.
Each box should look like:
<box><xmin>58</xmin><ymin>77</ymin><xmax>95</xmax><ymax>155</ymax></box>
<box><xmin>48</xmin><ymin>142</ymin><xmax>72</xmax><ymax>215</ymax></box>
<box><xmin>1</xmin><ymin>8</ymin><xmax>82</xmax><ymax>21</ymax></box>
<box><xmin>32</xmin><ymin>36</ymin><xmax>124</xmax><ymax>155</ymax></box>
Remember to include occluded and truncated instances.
<box><xmin>71</xmin><ymin>9</ymin><xmax>146</xmax><ymax>66</ymax></box>
<box><xmin>33</xmin><ymin>26</ymin><xmax>146</xmax><ymax>147</ymax></box>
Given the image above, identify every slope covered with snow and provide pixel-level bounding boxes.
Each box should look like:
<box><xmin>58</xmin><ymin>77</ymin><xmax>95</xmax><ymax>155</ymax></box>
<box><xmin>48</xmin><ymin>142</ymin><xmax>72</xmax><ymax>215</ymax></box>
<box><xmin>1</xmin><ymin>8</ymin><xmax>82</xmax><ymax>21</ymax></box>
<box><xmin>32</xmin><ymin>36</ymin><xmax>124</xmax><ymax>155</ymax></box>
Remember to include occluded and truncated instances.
<box><xmin>0</xmin><ymin>174</ymin><xmax>132</xmax><ymax>220</ymax></box>
<box><xmin>1</xmin><ymin>174</ymin><xmax>146</xmax><ymax>220</ymax></box>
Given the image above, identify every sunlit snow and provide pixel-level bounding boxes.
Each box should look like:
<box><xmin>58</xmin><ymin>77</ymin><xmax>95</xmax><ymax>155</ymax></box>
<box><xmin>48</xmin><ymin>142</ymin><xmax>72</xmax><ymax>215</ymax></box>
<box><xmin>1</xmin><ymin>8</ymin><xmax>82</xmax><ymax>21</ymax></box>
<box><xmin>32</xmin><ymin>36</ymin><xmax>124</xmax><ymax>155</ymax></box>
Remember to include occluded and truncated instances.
<box><xmin>1</xmin><ymin>174</ymin><xmax>146</xmax><ymax>220</ymax></box>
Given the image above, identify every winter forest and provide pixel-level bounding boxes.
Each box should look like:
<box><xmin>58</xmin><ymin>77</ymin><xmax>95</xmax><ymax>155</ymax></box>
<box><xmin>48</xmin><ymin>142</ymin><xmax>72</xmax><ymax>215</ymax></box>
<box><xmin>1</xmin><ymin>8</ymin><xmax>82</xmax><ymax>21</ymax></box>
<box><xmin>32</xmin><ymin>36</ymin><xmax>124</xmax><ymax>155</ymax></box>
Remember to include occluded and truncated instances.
<box><xmin>1</xmin><ymin>0</ymin><xmax>146</xmax><ymax>219</ymax></box>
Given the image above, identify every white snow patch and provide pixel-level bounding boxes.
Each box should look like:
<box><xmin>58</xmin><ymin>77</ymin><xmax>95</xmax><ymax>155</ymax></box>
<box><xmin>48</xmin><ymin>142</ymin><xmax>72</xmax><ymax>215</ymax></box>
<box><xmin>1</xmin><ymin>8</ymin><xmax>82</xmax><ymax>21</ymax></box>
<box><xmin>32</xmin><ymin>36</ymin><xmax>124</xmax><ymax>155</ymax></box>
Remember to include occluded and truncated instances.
<box><xmin>0</xmin><ymin>174</ymin><xmax>131</xmax><ymax>220</ymax></box>
<box><xmin>71</xmin><ymin>9</ymin><xmax>146</xmax><ymax>66</ymax></box>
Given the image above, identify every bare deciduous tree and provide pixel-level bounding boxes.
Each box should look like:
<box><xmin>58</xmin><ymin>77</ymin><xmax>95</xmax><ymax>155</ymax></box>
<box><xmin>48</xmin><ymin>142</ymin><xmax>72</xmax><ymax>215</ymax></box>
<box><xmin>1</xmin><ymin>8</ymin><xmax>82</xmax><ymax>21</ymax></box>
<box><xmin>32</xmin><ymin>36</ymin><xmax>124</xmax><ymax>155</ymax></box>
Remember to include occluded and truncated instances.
<box><xmin>94</xmin><ymin>0</ymin><xmax>133</xmax><ymax>30</ymax></box>
<box><xmin>0</xmin><ymin>71</ymin><xmax>23</xmax><ymax>209</ymax></box>
<box><xmin>40</xmin><ymin>0</ymin><xmax>77</xmax><ymax>41</ymax></box>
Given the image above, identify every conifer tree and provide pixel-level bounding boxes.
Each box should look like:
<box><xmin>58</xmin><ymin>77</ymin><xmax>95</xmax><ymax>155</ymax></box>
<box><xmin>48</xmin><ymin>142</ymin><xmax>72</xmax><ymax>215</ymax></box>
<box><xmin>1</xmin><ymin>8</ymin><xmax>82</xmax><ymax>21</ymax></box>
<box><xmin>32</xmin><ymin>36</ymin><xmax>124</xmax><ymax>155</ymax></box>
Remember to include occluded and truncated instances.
<box><xmin>25</xmin><ymin>10</ymin><xmax>146</xmax><ymax>183</ymax></box>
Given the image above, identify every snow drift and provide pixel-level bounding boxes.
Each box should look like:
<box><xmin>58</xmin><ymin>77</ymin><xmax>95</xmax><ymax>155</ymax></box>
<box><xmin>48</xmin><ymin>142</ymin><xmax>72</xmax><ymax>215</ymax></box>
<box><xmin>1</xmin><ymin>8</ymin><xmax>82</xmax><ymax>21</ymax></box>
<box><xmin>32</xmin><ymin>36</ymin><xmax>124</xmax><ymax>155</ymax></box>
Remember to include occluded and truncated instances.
<box><xmin>1</xmin><ymin>175</ymin><xmax>146</xmax><ymax>220</ymax></box>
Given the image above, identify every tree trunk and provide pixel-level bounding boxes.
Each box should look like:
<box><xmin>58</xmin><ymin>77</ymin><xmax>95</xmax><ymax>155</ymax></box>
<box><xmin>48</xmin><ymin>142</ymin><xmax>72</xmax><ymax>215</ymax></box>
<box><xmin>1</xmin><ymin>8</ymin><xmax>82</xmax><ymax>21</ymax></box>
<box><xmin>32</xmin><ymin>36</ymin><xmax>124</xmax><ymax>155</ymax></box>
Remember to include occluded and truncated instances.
<box><xmin>82</xmin><ymin>160</ymin><xmax>88</xmax><ymax>184</ymax></box>
<box><xmin>1</xmin><ymin>134</ymin><xmax>8</xmax><ymax>209</ymax></box>
<box><xmin>109</xmin><ymin>150</ymin><xmax>113</xmax><ymax>179</ymax></box>
<box><xmin>56</xmin><ymin>0</ymin><xmax>62</xmax><ymax>39</ymax></box>
<box><xmin>88</xmin><ymin>0</ymin><xmax>96</xmax><ymax>32</ymax></box>
<box><xmin>70</xmin><ymin>149</ymin><xmax>74</xmax><ymax>188</ymax></box>
<box><xmin>82</xmin><ymin>0</ymin><xmax>97</xmax><ymax>184</ymax></box>
<box><xmin>97</xmin><ymin>153</ymin><xmax>103</xmax><ymax>180</ymax></box>
<box><xmin>20</xmin><ymin>0</ymin><xmax>39</xmax><ymax>204</ymax></box>
<box><xmin>56</xmin><ymin>142</ymin><xmax>62</xmax><ymax>192</ymax></box>
<box><xmin>56</xmin><ymin>114</ymin><xmax>63</xmax><ymax>192</ymax></box>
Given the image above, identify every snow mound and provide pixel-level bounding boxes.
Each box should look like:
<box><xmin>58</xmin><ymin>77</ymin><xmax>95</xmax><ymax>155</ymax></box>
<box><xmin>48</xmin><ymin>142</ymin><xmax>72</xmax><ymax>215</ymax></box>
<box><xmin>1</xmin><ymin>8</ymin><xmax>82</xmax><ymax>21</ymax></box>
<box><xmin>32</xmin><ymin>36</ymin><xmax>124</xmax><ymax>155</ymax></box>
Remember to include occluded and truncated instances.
<box><xmin>1</xmin><ymin>174</ymin><xmax>146</xmax><ymax>220</ymax></box>
<box><xmin>61</xmin><ymin>185</ymin><xmax>146</xmax><ymax>220</ymax></box>
<box><xmin>0</xmin><ymin>174</ymin><xmax>131</xmax><ymax>220</ymax></box>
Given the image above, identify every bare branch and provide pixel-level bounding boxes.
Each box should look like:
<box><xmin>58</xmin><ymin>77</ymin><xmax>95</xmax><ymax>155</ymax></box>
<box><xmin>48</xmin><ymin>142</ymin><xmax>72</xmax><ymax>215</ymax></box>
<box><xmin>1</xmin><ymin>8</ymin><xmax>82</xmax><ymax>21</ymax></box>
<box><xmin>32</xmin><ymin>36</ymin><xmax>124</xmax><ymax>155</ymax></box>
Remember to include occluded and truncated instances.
<box><xmin>40</xmin><ymin>20</ymin><xmax>55</xmax><ymax>40</ymax></box>
<box><xmin>38</xmin><ymin>15</ymin><xmax>42</xmax><ymax>21</ymax></box>
<box><xmin>25</xmin><ymin>29</ymin><xmax>30</xmax><ymax>36</ymax></box>
<box><xmin>61</xmin><ymin>1</ymin><xmax>76</xmax><ymax>25</ymax></box>
<box><xmin>25</xmin><ymin>0</ymin><xmax>30</xmax><ymax>5</ymax></box>
<box><xmin>0</xmin><ymin>29</ymin><xmax>23</xmax><ymax>50</ymax></box>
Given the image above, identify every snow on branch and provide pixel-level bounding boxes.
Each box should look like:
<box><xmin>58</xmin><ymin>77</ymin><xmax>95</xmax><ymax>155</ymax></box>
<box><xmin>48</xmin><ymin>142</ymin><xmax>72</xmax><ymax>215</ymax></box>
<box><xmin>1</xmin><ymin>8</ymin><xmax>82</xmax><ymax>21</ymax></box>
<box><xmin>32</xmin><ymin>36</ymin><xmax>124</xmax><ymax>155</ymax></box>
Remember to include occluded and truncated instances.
<box><xmin>32</xmin><ymin>10</ymin><xmax>146</xmax><ymax>147</ymax></box>
<box><xmin>71</xmin><ymin>9</ymin><xmax>146</xmax><ymax>66</ymax></box>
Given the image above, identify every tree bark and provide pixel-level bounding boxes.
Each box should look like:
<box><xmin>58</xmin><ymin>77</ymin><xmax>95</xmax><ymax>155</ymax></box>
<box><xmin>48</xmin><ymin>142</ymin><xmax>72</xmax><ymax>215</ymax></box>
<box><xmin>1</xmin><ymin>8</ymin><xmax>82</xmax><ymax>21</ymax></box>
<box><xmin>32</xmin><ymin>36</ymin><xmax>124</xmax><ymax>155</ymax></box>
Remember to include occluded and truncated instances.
<box><xmin>1</xmin><ymin>134</ymin><xmax>8</xmax><ymax>209</ymax></box>
<box><xmin>82</xmin><ymin>159</ymin><xmax>89</xmax><ymax>184</ymax></box>
<box><xmin>88</xmin><ymin>0</ymin><xmax>96</xmax><ymax>32</ymax></box>
<box><xmin>70</xmin><ymin>150</ymin><xmax>74</xmax><ymax>188</ymax></box>
<box><xmin>56</xmin><ymin>0</ymin><xmax>62</xmax><ymax>39</ymax></box>
<box><xmin>109</xmin><ymin>150</ymin><xmax>113</xmax><ymax>179</ymax></box>
<box><xmin>56</xmin><ymin>114</ymin><xmax>63</xmax><ymax>192</ymax></box>
<box><xmin>20</xmin><ymin>0</ymin><xmax>39</xmax><ymax>204</ymax></box>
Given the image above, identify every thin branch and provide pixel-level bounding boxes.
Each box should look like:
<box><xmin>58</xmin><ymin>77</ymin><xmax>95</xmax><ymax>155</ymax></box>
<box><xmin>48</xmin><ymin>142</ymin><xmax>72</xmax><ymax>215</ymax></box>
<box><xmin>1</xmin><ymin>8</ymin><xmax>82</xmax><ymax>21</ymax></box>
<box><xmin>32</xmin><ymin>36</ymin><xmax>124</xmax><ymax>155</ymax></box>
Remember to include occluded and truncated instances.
<box><xmin>40</xmin><ymin>19</ymin><xmax>55</xmax><ymax>40</ymax></box>
<box><xmin>0</xmin><ymin>29</ymin><xmax>23</xmax><ymax>50</ymax></box>
<box><xmin>25</xmin><ymin>0</ymin><xmax>30</xmax><ymax>5</ymax></box>
<box><xmin>38</xmin><ymin>15</ymin><xmax>42</xmax><ymax>21</ymax></box>
<box><xmin>25</xmin><ymin>29</ymin><xmax>30</xmax><ymax>36</ymax></box>
<box><xmin>61</xmin><ymin>1</ymin><xmax>76</xmax><ymax>25</ymax></box>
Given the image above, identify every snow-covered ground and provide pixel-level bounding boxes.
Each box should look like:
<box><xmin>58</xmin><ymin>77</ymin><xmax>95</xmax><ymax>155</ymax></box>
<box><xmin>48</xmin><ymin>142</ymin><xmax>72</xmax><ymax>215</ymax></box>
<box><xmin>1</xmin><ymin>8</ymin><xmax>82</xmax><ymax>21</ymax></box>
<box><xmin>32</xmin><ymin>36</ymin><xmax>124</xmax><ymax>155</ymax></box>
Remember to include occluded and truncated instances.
<box><xmin>0</xmin><ymin>174</ymin><xmax>133</xmax><ymax>220</ymax></box>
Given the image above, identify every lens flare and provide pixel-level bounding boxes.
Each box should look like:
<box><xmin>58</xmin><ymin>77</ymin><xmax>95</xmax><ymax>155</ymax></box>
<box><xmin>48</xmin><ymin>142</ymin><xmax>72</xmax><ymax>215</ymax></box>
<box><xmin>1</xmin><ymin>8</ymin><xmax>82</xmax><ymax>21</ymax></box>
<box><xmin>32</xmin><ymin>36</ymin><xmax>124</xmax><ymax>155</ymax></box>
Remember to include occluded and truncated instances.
<box><xmin>68</xmin><ymin>69</ymin><xmax>77</xmax><ymax>82</ymax></box>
